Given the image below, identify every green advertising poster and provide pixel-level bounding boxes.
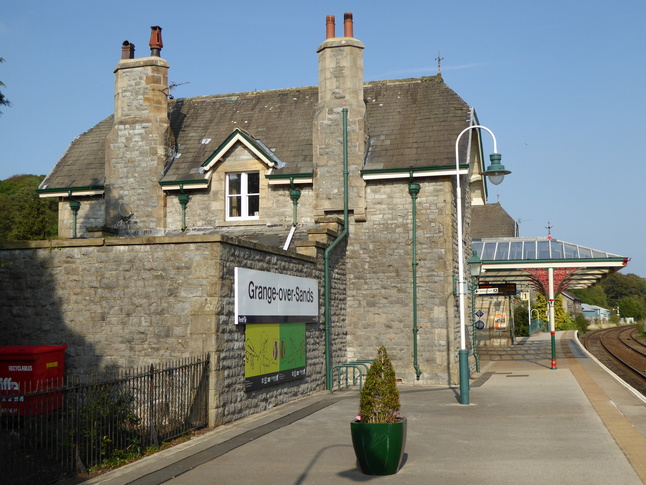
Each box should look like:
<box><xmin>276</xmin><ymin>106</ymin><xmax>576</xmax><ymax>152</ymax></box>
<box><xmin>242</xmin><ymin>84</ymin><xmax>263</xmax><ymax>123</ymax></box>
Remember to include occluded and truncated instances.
<box><xmin>245</xmin><ymin>323</ymin><xmax>306</xmax><ymax>391</ymax></box>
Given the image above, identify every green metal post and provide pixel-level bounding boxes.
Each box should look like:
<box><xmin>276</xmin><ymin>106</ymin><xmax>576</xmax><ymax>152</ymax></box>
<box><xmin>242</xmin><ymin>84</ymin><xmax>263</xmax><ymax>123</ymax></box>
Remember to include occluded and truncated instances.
<box><xmin>69</xmin><ymin>198</ymin><xmax>80</xmax><ymax>239</ymax></box>
<box><xmin>548</xmin><ymin>267</ymin><xmax>557</xmax><ymax>369</ymax></box>
<box><xmin>459</xmin><ymin>349</ymin><xmax>470</xmax><ymax>404</ymax></box>
<box><xmin>324</xmin><ymin>108</ymin><xmax>349</xmax><ymax>391</ymax></box>
<box><xmin>509</xmin><ymin>295</ymin><xmax>516</xmax><ymax>345</ymax></box>
<box><xmin>408</xmin><ymin>180</ymin><xmax>422</xmax><ymax>379</ymax></box>
<box><xmin>470</xmin><ymin>278</ymin><xmax>480</xmax><ymax>373</ymax></box>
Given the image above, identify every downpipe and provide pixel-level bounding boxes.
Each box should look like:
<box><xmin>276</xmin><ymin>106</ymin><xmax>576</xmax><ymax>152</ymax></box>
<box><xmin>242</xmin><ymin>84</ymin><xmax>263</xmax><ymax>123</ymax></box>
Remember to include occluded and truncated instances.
<box><xmin>408</xmin><ymin>179</ymin><xmax>423</xmax><ymax>380</ymax></box>
<box><xmin>324</xmin><ymin>108</ymin><xmax>349</xmax><ymax>391</ymax></box>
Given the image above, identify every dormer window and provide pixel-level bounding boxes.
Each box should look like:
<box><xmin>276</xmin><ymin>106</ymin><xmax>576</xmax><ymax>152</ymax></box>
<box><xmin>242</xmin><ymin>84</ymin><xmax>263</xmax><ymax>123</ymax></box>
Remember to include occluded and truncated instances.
<box><xmin>226</xmin><ymin>172</ymin><xmax>260</xmax><ymax>220</ymax></box>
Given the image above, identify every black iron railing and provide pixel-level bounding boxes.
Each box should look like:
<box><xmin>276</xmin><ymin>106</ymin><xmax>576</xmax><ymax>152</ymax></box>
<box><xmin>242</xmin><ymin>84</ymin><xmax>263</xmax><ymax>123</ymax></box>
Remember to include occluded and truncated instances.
<box><xmin>0</xmin><ymin>355</ymin><xmax>210</xmax><ymax>485</ymax></box>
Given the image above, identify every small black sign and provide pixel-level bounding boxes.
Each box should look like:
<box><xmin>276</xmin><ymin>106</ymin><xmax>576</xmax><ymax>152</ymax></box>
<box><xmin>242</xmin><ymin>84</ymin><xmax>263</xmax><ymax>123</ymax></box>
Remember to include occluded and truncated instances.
<box><xmin>477</xmin><ymin>283</ymin><xmax>517</xmax><ymax>296</ymax></box>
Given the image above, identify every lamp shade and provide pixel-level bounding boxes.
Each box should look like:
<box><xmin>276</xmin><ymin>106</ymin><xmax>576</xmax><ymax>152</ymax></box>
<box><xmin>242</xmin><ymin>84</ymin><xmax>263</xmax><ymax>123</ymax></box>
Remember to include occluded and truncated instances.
<box><xmin>483</xmin><ymin>153</ymin><xmax>511</xmax><ymax>186</ymax></box>
<box><xmin>467</xmin><ymin>250</ymin><xmax>482</xmax><ymax>278</ymax></box>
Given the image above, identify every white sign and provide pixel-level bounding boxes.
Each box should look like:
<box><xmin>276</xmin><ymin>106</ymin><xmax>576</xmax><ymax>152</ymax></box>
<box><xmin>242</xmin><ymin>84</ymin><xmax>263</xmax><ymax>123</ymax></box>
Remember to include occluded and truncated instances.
<box><xmin>476</xmin><ymin>288</ymin><xmax>499</xmax><ymax>295</ymax></box>
<box><xmin>234</xmin><ymin>268</ymin><xmax>319</xmax><ymax>324</ymax></box>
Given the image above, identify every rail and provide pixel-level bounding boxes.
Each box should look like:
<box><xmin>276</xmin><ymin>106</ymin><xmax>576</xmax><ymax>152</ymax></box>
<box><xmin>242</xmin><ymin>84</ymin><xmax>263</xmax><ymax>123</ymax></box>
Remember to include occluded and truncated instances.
<box><xmin>583</xmin><ymin>325</ymin><xmax>646</xmax><ymax>396</ymax></box>
<box><xmin>330</xmin><ymin>360</ymin><xmax>371</xmax><ymax>392</ymax></box>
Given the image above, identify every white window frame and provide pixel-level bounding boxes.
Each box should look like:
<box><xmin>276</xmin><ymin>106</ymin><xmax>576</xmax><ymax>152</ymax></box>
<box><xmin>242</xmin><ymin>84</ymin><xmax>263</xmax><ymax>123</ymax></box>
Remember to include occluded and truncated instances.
<box><xmin>226</xmin><ymin>172</ymin><xmax>260</xmax><ymax>221</ymax></box>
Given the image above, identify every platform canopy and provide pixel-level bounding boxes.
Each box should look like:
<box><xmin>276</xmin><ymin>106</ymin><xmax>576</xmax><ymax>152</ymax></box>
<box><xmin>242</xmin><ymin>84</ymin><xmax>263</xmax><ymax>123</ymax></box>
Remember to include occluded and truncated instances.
<box><xmin>472</xmin><ymin>237</ymin><xmax>628</xmax><ymax>293</ymax></box>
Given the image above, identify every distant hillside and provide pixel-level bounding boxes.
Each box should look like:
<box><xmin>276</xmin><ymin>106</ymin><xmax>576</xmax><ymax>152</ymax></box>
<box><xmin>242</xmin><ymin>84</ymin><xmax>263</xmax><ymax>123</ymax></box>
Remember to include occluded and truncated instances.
<box><xmin>0</xmin><ymin>174</ymin><xmax>58</xmax><ymax>241</ymax></box>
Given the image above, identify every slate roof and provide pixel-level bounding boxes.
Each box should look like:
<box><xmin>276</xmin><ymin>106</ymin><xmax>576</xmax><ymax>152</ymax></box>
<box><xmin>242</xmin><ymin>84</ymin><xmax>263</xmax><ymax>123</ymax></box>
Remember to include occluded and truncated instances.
<box><xmin>40</xmin><ymin>75</ymin><xmax>473</xmax><ymax>191</ymax></box>
<box><xmin>363</xmin><ymin>76</ymin><xmax>472</xmax><ymax>170</ymax></box>
<box><xmin>40</xmin><ymin>117</ymin><xmax>112</xmax><ymax>190</ymax></box>
<box><xmin>471</xmin><ymin>203</ymin><xmax>517</xmax><ymax>238</ymax></box>
<box><xmin>165</xmin><ymin>88</ymin><xmax>318</xmax><ymax>183</ymax></box>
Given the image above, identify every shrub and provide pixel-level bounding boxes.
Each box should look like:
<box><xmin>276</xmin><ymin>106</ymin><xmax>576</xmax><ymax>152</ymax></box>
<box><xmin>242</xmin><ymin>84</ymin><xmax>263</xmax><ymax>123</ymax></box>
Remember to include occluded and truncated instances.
<box><xmin>573</xmin><ymin>314</ymin><xmax>589</xmax><ymax>333</ymax></box>
<box><xmin>358</xmin><ymin>347</ymin><xmax>401</xmax><ymax>424</ymax></box>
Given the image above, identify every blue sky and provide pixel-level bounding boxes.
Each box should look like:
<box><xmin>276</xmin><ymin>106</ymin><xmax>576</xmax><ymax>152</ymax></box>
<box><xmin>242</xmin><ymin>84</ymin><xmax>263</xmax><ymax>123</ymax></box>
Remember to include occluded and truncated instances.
<box><xmin>1</xmin><ymin>1</ymin><xmax>644</xmax><ymax>277</ymax></box>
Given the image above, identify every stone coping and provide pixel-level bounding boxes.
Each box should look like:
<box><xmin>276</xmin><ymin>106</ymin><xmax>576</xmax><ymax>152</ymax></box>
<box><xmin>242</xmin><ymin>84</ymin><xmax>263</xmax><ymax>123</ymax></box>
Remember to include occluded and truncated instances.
<box><xmin>0</xmin><ymin>234</ymin><xmax>318</xmax><ymax>262</ymax></box>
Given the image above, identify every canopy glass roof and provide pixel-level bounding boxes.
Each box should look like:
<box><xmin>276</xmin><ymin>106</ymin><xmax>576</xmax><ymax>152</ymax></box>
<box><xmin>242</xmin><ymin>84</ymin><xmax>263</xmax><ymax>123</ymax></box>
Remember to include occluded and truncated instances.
<box><xmin>473</xmin><ymin>237</ymin><xmax>623</xmax><ymax>262</ymax></box>
<box><xmin>472</xmin><ymin>237</ymin><xmax>628</xmax><ymax>292</ymax></box>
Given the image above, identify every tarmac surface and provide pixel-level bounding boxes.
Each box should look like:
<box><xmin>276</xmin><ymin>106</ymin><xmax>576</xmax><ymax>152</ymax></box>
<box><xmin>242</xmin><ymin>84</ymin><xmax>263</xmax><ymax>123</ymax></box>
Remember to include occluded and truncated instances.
<box><xmin>85</xmin><ymin>331</ymin><xmax>646</xmax><ymax>484</ymax></box>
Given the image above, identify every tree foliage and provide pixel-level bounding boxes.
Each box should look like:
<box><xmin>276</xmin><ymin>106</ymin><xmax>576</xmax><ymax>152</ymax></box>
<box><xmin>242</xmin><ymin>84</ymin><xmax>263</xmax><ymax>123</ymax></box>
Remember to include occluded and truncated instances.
<box><xmin>572</xmin><ymin>283</ymin><xmax>608</xmax><ymax>309</ymax></box>
<box><xmin>0</xmin><ymin>57</ymin><xmax>11</xmax><ymax>115</ymax></box>
<box><xmin>572</xmin><ymin>272</ymin><xmax>646</xmax><ymax>320</ymax></box>
<box><xmin>513</xmin><ymin>300</ymin><xmax>529</xmax><ymax>337</ymax></box>
<box><xmin>0</xmin><ymin>175</ymin><xmax>58</xmax><ymax>241</ymax></box>
<box><xmin>533</xmin><ymin>293</ymin><xmax>573</xmax><ymax>330</ymax></box>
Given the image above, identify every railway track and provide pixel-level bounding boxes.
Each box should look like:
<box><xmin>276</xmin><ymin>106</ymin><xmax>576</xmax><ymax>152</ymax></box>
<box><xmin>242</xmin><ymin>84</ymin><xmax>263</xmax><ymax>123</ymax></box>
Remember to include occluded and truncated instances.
<box><xmin>582</xmin><ymin>324</ymin><xmax>646</xmax><ymax>396</ymax></box>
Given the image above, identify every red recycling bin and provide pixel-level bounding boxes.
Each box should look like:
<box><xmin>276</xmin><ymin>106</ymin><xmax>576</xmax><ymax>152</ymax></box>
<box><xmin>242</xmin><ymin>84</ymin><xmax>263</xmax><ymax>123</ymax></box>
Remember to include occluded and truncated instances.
<box><xmin>0</xmin><ymin>344</ymin><xmax>67</xmax><ymax>415</ymax></box>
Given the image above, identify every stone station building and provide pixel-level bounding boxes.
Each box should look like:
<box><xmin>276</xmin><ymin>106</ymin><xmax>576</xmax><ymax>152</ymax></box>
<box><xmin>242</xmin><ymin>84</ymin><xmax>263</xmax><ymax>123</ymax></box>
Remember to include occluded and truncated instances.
<box><xmin>1</xmin><ymin>14</ymin><xmax>511</xmax><ymax>424</ymax></box>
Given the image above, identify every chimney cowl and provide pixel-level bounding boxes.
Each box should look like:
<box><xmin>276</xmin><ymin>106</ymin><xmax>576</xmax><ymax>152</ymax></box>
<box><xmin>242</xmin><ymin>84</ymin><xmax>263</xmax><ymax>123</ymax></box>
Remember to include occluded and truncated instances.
<box><xmin>121</xmin><ymin>41</ymin><xmax>135</xmax><ymax>60</ymax></box>
<box><xmin>149</xmin><ymin>26</ymin><xmax>163</xmax><ymax>57</ymax></box>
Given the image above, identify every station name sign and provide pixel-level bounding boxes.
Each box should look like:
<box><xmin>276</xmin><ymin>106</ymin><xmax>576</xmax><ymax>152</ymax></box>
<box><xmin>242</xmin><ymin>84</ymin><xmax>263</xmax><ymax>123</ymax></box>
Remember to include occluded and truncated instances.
<box><xmin>234</xmin><ymin>268</ymin><xmax>319</xmax><ymax>324</ymax></box>
<box><xmin>476</xmin><ymin>283</ymin><xmax>517</xmax><ymax>296</ymax></box>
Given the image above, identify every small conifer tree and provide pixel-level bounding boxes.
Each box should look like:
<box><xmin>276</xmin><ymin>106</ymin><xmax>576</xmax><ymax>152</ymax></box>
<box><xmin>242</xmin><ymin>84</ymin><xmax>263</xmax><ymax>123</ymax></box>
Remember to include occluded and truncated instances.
<box><xmin>358</xmin><ymin>346</ymin><xmax>401</xmax><ymax>424</ymax></box>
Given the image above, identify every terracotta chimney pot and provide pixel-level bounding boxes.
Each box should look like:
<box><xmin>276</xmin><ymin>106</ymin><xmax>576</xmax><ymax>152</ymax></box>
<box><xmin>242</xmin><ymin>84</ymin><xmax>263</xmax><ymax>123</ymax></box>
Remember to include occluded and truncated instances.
<box><xmin>344</xmin><ymin>12</ymin><xmax>353</xmax><ymax>38</ymax></box>
<box><xmin>149</xmin><ymin>26</ymin><xmax>163</xmax><ymax>57</ymax></box>
<box><xmin>326</xmin><ymin>15</ymin><xmax>335</xmax><ymax>39</ymax></box>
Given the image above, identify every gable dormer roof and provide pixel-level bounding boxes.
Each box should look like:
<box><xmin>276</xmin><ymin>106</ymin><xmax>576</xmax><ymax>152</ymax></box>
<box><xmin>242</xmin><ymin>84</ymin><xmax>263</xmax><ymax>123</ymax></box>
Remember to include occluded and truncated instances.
<box><xmin>160</xmin><ymin>128</ymin><xmax>287</xmax><ymax>191</ymax></box>
<box><xmin>200</xmin><ymin>128</ymin><xmax>285</xmax><ymax>171</ymax></box>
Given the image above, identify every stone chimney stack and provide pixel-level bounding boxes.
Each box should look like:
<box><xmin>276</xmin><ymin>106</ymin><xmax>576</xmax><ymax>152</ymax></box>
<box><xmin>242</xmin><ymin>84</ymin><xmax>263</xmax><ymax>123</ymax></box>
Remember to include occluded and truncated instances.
<box><xmin>105</xmin><ymin>26</ymin><xmax>173</xmax><ymax>233</ymax></box>
<box><xmin>313</xmin><ymin>13</ymin><xmax>367</xmax><ymax>220</ymax></box>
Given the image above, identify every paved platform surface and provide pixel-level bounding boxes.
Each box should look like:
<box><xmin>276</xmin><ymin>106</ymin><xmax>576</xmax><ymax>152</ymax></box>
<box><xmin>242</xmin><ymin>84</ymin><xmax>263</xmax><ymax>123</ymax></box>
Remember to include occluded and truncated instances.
<box><xmin>85</xmin><ymin>331</ymin><xmax>646</xmax><ymax>484</ymax></box>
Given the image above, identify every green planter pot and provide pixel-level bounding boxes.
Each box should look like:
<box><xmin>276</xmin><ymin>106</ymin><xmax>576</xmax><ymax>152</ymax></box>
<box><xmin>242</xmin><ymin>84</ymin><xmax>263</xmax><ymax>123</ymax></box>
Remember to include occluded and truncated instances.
<box><xmin>350</xmin><ymin>417</ymin><xmax>407</xmax><ymax>475</ymax></box>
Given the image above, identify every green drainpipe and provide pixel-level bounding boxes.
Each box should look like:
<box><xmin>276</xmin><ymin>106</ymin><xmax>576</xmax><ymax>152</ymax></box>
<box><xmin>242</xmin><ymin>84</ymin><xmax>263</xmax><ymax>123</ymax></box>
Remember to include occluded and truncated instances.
<box><xmin>178</xmin><ymin>185</ymin><xmax>190</xmax><ymax>232</ymax></box>
<box><xmin>324</xmin><ymin>108</ymin><xmax>349</xmax><ymax>392</ymax></box>
<box><xmin>408</xmin><ymin>179</ymin><xmax>423</xmax><ymax>379</ymax></box>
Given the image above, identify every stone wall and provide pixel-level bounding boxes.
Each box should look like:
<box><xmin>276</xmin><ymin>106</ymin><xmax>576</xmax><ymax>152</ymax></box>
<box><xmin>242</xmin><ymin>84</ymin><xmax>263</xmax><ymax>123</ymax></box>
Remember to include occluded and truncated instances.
<box><xmin>345</xmin><ymin>177</ymin><xmax>458</xmax><ymax>384</ymax></box>
<box><xmin>58</xmin><ymin>196</ymin><xmax>106</xmax><ymax>239</ymax></box>
<box><xmin>0</xmin><ymin>233</ymin><xmax>342</xmax><ymax>426</ymax></box>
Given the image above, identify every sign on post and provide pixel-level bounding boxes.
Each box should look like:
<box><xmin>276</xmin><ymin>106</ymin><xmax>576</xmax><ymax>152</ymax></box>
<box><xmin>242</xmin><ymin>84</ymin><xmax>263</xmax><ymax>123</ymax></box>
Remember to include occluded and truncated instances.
<box><xmin>476</xmin><ymin>283</ymin><xmax>517</xmax><ymax>296</ymax></box>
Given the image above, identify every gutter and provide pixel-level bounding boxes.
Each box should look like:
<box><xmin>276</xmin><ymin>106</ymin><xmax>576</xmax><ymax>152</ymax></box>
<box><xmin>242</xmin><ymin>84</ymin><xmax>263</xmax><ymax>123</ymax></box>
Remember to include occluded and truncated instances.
<box><xmin>37</xmin><ymin>185</ymin><xmax>105</xmax><ymax>198</ymax></box>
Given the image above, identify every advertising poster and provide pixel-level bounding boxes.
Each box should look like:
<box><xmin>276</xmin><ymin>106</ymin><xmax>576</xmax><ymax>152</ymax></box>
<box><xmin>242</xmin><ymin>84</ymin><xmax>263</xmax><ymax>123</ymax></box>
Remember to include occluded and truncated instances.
<box><xmin>235</xmin><ymin>268</ymin><xmax>317</xmax><ymax>391</ymax></box>
<box><xmin>494</xmin><ymin>313</ymin><xmax>507</xmax><ymax>331</ymax></box>
<box><xmin>244</xmin><ymin>323</ymin><xmax>306</xmax><ymax>391</ymax></box>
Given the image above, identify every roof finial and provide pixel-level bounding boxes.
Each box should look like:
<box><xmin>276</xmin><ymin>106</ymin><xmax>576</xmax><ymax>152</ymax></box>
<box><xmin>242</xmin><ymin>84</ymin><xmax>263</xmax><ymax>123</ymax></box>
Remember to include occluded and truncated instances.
<box><xmin>546</xmin><ymin>221</ymin><xmax>553</xmax><ymax>240</ymax></box>
<box><xmin>435</xmin><ymin>51</ymin><xmax>444</xmax><ymax>75</ymax></box>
